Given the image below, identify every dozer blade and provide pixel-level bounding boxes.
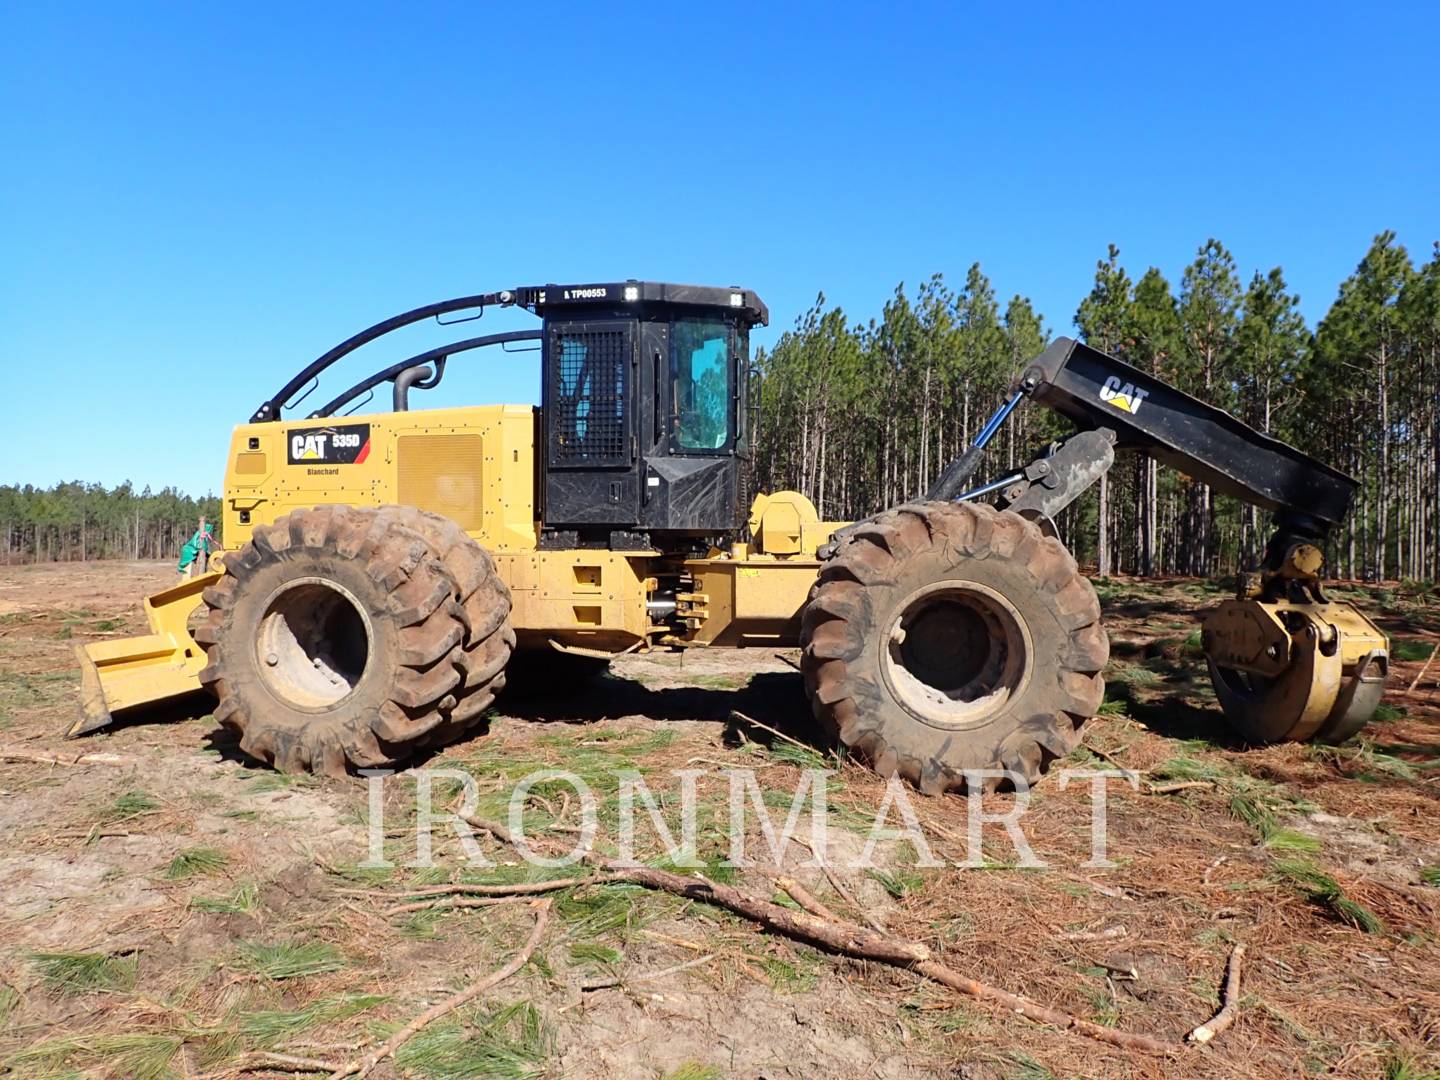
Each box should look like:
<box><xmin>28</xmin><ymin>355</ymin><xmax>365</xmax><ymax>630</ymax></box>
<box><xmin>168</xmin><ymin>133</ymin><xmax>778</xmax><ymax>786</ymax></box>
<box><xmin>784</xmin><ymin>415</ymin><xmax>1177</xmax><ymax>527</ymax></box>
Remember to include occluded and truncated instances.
<box><xmin>67</xmin><ymin>570</ymin><xmax>220</xmax><ymax>738</ymax></box>
<box><xmin>1202</xmin><ymin>598</ymin><xmax>1389</xmax><ymax>745</ymax></box>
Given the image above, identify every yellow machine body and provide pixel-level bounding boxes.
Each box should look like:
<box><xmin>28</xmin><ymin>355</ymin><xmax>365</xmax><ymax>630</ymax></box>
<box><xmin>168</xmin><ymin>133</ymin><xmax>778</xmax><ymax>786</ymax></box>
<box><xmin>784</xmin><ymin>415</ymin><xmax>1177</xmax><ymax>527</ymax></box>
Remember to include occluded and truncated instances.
<box><xmin>71</xmin><ymin>406</ymin><xmax>1389</xmax><ymax>750</ymax></box>
<box><xmin>72</xmin><ymin>406</ymin><xmax>844</xmax><ymax>731</ymax></box>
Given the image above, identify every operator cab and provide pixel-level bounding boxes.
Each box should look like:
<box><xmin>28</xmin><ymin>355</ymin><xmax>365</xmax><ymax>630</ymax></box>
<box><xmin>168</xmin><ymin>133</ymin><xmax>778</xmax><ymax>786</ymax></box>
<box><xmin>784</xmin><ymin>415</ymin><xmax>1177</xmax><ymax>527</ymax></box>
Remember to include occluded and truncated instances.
<box><xmin>248</xmin><ymin>279</ymin><xmax>767</xmax><ymax>549</ymax></box>
<box><xmin>528</xmin><ymin>282</ymin><xmax>768</xmax><ymax>547</ymax></box>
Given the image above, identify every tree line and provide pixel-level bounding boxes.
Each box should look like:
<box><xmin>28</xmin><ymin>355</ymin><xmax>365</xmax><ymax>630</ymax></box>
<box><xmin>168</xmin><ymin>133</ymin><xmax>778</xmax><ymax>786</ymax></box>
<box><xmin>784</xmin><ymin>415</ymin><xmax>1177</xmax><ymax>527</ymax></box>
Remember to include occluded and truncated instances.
<box><xmin>6</xmin><ymin>232</ymin><xmax>1436</xmax><ymax>582</ymax></box>
<box><xmin>751</xmin><ymin>231</ymin><xmax>1440</xmax><ymax>583</ymax></box>
<box><xmin>0</xmin><ymin>482</ymin><xmax>221</xmax><ymax>564</ymax></box>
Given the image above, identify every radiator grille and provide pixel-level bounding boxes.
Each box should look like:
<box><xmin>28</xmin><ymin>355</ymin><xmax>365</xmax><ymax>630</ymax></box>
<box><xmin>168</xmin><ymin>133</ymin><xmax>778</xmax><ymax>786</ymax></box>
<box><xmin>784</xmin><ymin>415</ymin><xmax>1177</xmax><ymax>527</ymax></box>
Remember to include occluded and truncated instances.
<box><xmin>549</xmin><ymin>326</ymin><xmax>629</xmax><ymax>466</ymax></box>
<box><xmin>397</xmin><ymin>434</ymin><xmax>484</xmax><ymax>531</ymax></box>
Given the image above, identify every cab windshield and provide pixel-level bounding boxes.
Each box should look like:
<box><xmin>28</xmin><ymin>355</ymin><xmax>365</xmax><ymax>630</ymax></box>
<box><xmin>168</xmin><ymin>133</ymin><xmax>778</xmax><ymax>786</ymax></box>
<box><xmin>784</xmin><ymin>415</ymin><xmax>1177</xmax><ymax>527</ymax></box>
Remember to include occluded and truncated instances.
<box><xmin>670</xmin><ymin>318</ymin><xmax>730</xmax><ymax>451</ymax></box>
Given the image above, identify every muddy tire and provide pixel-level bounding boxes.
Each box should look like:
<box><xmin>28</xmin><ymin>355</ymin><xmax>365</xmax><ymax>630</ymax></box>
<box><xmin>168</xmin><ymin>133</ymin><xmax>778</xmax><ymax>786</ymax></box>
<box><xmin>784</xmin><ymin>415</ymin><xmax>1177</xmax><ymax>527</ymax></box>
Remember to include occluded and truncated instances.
<box><xmin>196</xmin><ymin>506</ymin><xmax>512</xmax><ymax>775</ymax></box>
<box><xmin>800</xmin><ymin>502</ymin><xmax>1107</xmax><ymax>794</ymax></box>
<box><xmin>398</xmin><ymin>510</ymin><xmax>515</xmax><ymax>750</ymax></box>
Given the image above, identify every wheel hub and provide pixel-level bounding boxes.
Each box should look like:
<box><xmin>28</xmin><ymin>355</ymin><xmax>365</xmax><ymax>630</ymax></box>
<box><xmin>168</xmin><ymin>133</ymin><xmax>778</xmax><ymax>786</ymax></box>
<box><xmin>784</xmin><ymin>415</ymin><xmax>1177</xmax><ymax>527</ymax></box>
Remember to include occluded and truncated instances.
<box><xmin>255</xmin><ymin>578</ymin><xmax>372</xmax><ymax>710</ymax></box>
<box><xmin>881</xmin><ymin>580</ymin><xmax>1033</xmax><ymax>730</ymax></box>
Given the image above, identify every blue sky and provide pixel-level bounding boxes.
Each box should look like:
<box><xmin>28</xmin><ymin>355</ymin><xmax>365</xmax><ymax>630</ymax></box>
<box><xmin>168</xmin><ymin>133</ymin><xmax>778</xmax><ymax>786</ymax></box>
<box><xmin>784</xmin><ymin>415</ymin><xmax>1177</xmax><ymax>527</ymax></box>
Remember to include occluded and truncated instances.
<box><xmin>2</xmin><ymin>3</ymin><xmax>1436</xmax><ymax>497</ymax></box>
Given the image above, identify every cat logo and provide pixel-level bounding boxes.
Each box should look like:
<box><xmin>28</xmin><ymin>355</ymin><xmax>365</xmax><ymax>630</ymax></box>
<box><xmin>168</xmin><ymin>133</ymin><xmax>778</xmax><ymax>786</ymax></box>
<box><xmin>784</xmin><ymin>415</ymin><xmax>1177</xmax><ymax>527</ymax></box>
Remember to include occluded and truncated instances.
<box><xmin>285</xmin><ymin>423</ymin><xmax>372</xmax><ymax>465</ymax></box>
<box><xmin>292</xmin><ymin>433</ymin><xmax>329</xmax><ymax>460</ymax></box>
<box><xmin>1098</xmin><ymin>375</ymin><xmax>1150</xmax><ymax>415</ymax></box>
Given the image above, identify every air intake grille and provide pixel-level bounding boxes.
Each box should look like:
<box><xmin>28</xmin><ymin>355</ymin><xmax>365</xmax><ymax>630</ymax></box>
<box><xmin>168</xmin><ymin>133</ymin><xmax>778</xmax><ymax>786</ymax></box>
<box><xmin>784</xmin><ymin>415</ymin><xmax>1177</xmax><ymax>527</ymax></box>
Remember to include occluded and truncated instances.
<box><xmin>549</xmin><ymin>324</ymin><xmax>630</xmax><ymax>467</ymax></box>
<box><xmin>397</xmin><ymin>434</ymin><xmax>484</xmax><ymax>531</ymax></box>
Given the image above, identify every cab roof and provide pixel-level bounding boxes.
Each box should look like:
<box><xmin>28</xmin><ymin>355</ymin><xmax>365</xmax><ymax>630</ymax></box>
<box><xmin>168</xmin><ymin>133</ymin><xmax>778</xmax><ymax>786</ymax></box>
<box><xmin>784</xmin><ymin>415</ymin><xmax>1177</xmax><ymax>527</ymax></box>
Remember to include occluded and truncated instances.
<box><xmin>516</xmin><ymin>281</ymin><xmax>767</xmax><ymax>327</ymax></box>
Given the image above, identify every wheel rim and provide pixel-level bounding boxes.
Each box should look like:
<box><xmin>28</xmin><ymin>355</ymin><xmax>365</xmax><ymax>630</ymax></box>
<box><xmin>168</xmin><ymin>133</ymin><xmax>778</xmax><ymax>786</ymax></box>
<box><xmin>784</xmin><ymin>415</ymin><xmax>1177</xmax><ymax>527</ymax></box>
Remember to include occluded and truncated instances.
<box><xmin>880</xmin><ymin>580</ymin><xmax>1033</xmax><ymax>730</ymax></box>
<box><xmin>255</xmin><ymin>578</ymin><xmax>373</xmax><ymax>710</ymax></box>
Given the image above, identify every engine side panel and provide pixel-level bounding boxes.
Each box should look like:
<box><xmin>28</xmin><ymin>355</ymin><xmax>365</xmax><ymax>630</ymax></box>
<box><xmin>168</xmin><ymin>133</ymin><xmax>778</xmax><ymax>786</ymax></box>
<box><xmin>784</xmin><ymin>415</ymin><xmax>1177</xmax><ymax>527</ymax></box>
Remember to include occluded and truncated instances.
<box><xmin>220</xmin><ymin>404</ymin><xmax>538</xmax><ymax>555</ymax></box>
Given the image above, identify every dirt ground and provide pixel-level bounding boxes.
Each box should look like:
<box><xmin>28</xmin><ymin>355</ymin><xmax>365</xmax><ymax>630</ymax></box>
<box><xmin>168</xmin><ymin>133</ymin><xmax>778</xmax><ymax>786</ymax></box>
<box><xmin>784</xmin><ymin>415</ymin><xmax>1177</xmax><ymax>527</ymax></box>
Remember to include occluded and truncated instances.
<box><xmin>0</xmin><ymin>560</ymin><xmax>1437</xmax><ymax>1080</ymax></box>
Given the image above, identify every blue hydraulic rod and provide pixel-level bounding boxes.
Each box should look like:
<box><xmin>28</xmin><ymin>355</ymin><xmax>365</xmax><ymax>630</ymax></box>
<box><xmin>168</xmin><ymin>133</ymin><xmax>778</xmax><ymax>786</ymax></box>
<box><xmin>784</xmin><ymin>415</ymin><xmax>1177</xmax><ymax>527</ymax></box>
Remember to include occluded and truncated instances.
<box><xmin>925</xmin><ymin>387</ymin><xmax>1028</xmax><ymax>502</ymax></box>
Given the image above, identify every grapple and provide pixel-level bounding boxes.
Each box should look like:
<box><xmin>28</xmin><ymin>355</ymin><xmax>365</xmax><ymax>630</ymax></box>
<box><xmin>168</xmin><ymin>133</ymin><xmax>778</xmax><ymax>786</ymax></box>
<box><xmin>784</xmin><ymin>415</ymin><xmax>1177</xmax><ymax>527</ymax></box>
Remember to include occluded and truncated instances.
<box><xmin>1201</xmin><ymin>544</ymin><xmax>1388</xmax><ymax>744</ymax></box>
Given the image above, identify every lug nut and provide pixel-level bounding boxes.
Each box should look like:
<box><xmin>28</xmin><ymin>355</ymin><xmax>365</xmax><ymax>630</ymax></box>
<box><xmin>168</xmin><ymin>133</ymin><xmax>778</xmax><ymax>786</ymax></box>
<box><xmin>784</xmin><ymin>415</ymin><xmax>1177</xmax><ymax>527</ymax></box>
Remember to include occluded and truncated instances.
<box><xmin>265</xmin><ymin>653</ymin><xmax>279</xmax><ymax>666</ymax></box>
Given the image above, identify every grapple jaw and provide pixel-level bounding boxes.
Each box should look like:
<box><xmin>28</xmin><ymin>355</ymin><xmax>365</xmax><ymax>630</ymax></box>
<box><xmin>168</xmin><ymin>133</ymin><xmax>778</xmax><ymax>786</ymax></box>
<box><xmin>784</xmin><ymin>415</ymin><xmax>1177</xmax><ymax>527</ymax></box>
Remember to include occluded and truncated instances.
<box><xmin>65</xmin><ymin>570</ymin><xmax>219</xmax><ymax>738</ymax></box>
<box><xmin>1202</xmin><ymin>597</ymin><xmax>1389</xmax><ymax>745</ymax></box>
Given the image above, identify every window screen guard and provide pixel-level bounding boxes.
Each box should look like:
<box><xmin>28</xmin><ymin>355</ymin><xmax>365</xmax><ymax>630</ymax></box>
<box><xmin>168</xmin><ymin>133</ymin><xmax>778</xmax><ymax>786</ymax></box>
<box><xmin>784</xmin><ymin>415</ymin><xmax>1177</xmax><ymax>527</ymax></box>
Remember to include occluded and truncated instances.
<box><xmin>547</xmin><ymin>322</ymin><xmax>632</xmax><ymax>468</ymax></box>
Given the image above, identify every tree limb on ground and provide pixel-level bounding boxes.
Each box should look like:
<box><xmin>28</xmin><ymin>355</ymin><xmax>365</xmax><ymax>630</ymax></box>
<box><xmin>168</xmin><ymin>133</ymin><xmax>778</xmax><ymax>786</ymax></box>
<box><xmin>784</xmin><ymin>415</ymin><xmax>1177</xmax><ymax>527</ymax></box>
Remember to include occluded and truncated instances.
<box><xmin>1406</xmin><ymin>643</ymin><xmax>1438</xmax><ymax>694</ymax></box>
<box><xmin>381</xmin><ymin>894</ymin><xmax>529</xmax><ymax>917</ymax></box>
<box><xmin>358</xmin><ymin>853</ymin><xmax>1181</xmax><ymax>1054</ymax></box>
<box><xmin>729</xmin><ymin>709</ymin><xmax>821</xmax><ymax>756</ymax></box>
<box><xmin>1056</xmin><ymin>924</ymin><xmax>1128</xmax><ymax>942</ymax></box>
<box><xmin>580</xmin><ymin>953</ymin><xmax>715</xmax><ymax>992</ymax></box>
<box><xmin>1187</xmin><ymin>943</ymin><xmax>1245</xmax><ymax>1044</ymax></box>
<box><xmin>327</xmin><ymin>898</ymin><xmax>551</xmax><ymax>1080</ymax></box>
<box><xmin>350</xmin><ymin>815</ymin><xmax>1254</xmax><ymax>1055</ymax></box>
<box><xmin>788</xmin><ymin>834</ymin><xmax>887</xmax><ymax>931</ymax></box>
<box><xmin>223</xmin><ymin>1050</ymin><xmax>343</xmax><ymax>1075</ymax></box>
<box><xmin>1148</xmin><ymin>780</ymin><xmax>1216</xmax><ymax>795</ymax></box>
<box><xmin>336</xmin><ymin>872</ymin><xmax>621</xmax><ymax>901</ymax></box>
<box><xmin>0</xmin><ymin>746</ymin><xmax>134</xmax><ymax>767</ymax></box>
<box><xmin>771</xmin><ymin>873</ymin><xmax>1169</xmax><ymax>1053</ymax></box>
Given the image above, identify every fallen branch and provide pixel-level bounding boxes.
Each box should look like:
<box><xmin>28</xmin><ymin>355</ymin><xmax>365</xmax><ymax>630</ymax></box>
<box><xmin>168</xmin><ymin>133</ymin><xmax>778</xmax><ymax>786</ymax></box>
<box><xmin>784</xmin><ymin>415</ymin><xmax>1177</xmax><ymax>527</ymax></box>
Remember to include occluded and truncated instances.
<box><xmin>327</xmin><ymin>898</ymin><xmax>551</xmax><ymax>1079</ymax></box>
<box><xmin>231</xmin><ymin>1050</ymin><xmax>344</xmax><ymax>1075</ymax></box>
<box><xmin>352</xmin><ymin>846</ymin><xmax>1216</xmax><ymax>1055</ymax></box>
<box><xmin>580</xmin><ymin>953</ymin><xmax>714</xmax><ymax>992</ymax></box>
<box><xmin>338</xmin><ymin>872</ymin><xmax>616</xmax><ymax>901</ymax></box>
<box><xmin>1081</xmin><ymin>740</ymin><xmax>1133</xmax><ymax>771</ymax></box>
<box><xmin>913</xmin><ymin>956</ymin><xmax>1166</xmax><ymax>1051</ymax></box>
<box><xmin>788</xmin><ymin>835</ymin><xmax>887</xmax><ymax>931</ymax></box>
<box><xmin>1058</xmin><ymin>925</ymin><xmax>1128</xmax><ymax>943</ymax></box>
<box><xmin>595</xmin><ymin>862</ymin><xmax>1173</xmax><ymax>1054</ymax></box>
<box><xmin>776</xmin><ymin>875</ymin><xmax>844</xmax><ymax>923</ymax></box>
<box><xmin>1406</xmin><ymin>643</ymin><xmax>1438</xmax><ymax>694</ymax></box>
<box><xmin>1188</xmin><ymin>943</ymin><xmax>1246</xmax><ymax>1044</ymax></box>
<box><xmin>1148</xmin><ymin>780</ymin><xmax>1215</xmax><ymax>795</ymax></box>
<box><xmin>729</xmin><ymin>710</ymin><xmax>821</xmax><ymax>756</ymax></box>
<box><xmin>460</xmin><ymin>813</ymin><xmax>519</xmax><ymax>846</ymax></box>
<box><xmin>382</xmin><ymin>895</ymin><xmax>528</xmax><ymax>917</ymax></box>
<box><xmin>0</xmin><ymin>747</ymin><xmax>134</xmax><ymax>768</ymax></box>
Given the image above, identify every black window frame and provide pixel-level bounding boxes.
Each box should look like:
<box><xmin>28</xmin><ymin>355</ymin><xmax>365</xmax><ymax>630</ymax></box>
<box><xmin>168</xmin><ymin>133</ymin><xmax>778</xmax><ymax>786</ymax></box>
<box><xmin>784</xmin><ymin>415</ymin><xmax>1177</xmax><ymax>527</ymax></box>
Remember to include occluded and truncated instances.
<box><xmin>667</xmin><ymin>314</ymin><xmax>736</xmax><ymax>457</ymax></box>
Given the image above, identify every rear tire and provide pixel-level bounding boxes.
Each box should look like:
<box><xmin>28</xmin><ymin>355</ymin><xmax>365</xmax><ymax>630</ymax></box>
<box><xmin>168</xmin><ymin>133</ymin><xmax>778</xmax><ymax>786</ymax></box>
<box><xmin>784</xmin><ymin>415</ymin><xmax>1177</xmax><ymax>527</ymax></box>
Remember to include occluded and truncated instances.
<box><xmin>196</xmin><ymin>506</ymin><xmax>512</xmax><ymax>775</ymax></box>
<box><xmin>800</xmin><ymin>502</ymin><xmax>1107</xmax><ymax>794</ymax></box>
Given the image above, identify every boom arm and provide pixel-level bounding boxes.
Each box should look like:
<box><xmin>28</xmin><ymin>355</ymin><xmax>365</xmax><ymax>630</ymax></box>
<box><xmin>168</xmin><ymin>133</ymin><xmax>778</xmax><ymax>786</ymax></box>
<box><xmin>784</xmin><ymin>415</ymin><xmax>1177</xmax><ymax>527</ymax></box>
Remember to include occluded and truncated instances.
<box><xmin>1018</xmin><ymin>338</ymin><xmax>1355</xmax><ymax>531</ymax></box>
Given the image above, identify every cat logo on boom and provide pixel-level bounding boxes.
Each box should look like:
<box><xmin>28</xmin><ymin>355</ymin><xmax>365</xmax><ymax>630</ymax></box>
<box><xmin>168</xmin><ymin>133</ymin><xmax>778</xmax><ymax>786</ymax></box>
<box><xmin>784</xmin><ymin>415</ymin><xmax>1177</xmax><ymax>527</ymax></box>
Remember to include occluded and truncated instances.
<box><xmin>1098</xmin><ymin>374</ymin><xmax>1150</xmax><ymax>415</ymax></box>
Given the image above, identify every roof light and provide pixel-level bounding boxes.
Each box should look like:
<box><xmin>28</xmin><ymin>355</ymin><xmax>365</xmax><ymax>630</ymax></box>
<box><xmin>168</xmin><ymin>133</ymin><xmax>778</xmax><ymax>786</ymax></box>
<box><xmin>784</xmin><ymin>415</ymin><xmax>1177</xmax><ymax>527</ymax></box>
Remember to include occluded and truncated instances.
<box><xmin>624</xmin><ymin>285</ymin><xmax>639</xmax><ymax>301</ymax></box>
<box><xmin>729</xmin><ymin>292</ymin><xmax>743</xmax><ymax>307</ymax></box>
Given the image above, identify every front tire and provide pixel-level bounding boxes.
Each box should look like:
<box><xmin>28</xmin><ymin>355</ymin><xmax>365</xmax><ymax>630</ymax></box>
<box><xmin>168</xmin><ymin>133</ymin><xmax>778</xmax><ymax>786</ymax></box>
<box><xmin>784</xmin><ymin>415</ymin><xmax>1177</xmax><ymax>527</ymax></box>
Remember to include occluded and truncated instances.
<box><xmin>800</xmin><ymin>502</ymin><xmax>1107</xmax><ymax>794</ymax></box>
<box><xmin>196</xmin><ymin>506</ymin><xmax>511</xmax><ymax>776</ymax></box>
